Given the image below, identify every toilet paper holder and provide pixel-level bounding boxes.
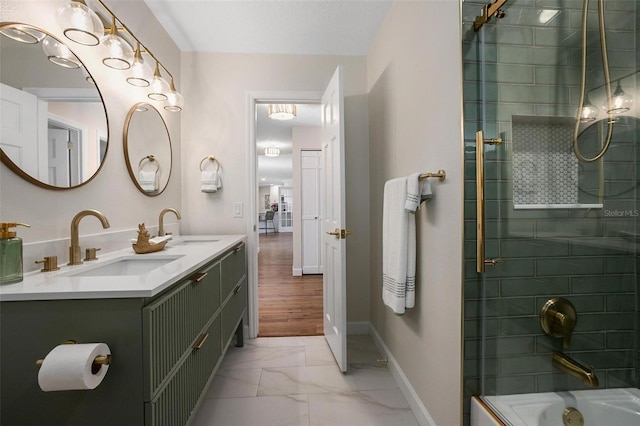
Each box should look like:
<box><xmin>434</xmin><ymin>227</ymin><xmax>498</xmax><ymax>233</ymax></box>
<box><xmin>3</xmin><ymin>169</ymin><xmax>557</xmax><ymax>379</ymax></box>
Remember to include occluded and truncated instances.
<box><xmin>35</xmin><ymin>340</ymin><xmax>112</xmax><ymax>372</ymax></box>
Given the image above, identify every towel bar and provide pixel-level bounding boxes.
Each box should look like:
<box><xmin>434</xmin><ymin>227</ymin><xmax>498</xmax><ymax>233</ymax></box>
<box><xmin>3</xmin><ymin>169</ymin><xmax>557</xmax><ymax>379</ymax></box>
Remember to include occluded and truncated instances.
<box><xmin>138</xmin><ymin>155</ymin><xmax>160</xmax><ymax>173</ymax></box>
<box><xmin>419</xmin><ymin>170</ymin><xmax>446</xmax><ymax>182</ymax></box>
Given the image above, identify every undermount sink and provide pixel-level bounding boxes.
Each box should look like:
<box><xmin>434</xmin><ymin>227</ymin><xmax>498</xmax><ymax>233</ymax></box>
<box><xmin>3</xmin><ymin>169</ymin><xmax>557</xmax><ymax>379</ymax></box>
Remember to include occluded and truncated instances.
<box><xmin>172</xmin><ymin>239</ymin><xmax>219</xmax><ymax>246</ymax></box>
<box><xmin>63</xmin><ymin>255</ymin><xmax>184</xmax><ymax>277</ymax></box>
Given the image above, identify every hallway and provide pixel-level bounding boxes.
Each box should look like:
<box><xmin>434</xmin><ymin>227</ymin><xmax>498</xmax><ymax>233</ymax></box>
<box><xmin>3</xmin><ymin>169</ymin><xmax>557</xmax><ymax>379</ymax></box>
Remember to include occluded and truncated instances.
<box><xmin>258</xmin><ymin>232</ymin><xmax>323</xmax><ymax>337</ymax></box>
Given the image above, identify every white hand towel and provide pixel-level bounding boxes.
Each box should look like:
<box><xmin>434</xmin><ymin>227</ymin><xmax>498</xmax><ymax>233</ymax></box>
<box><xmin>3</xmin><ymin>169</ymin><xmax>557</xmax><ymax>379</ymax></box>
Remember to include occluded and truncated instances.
<box><xmin>383</xmin><ymin>177</ymin><xmax>417</xmax><ymax>314</ymax></box>
<box><xmin>405</xmin><ymin>173</ymin><xmax>433</xmax><ymax>212</ymax></box>
<box><xmin>139</xmin><ymin>170</ymin><xmax>157</xmax><ymax>193</ymax></box>
<box><xmin>201</xmin><ymin>170</ymin><xmax>218</xmax><ymax>193</ymax></box>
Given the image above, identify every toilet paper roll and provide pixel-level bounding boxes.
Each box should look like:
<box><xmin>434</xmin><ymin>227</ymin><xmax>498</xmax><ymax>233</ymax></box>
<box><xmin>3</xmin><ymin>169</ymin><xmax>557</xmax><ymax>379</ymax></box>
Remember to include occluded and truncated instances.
<box><xmin>38</xmin><ymin>343</ymin><xmax>111</xmax><ymax>392</ymax></box>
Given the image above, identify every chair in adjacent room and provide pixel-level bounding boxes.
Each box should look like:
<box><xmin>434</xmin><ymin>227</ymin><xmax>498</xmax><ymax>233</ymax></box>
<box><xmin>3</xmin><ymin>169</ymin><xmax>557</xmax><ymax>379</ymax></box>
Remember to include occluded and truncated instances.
<box><xmin>260</xmin><ymin>210</ymin><xmax>277</xmax><ymax>234</ymax></box>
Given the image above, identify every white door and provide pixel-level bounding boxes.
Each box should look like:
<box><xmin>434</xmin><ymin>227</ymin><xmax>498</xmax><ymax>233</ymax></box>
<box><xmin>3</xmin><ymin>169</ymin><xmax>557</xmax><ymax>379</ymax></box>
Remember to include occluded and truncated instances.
<box><xmin>278</xmin><ymin>186</ymin><xmax>293</xmax><ymax>232</ymax></box>
<box><xmin>0</xmin><ymin>83</ymin><xmax>46</xmax><ymax>179</ymax></box>
<box><xmin>48</xmin><ymin>128</ymin><xmax>70</xmax><ymax>186</ymax></box>
<box><xmin>301</xmin><ymin>150</ymin><xmax>322</xmax><ymax>274</ymax></box>
<box><xmin>321</xmin><ymin>66</ymin><xmax>348</xmax><ymax>372</ymax></box>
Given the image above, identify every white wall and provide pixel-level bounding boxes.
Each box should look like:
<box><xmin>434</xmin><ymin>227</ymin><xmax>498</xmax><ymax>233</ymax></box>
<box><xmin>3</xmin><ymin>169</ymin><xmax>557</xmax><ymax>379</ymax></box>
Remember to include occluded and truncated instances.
<box><xmin>367</xmin><ymin>2</ymin><xmax>464</xmax><ymax>425</ymax></box>
<box><xmin>180</xmin><ymin>52</ymin><xmax>371</xmax><ymax>322</ymax></box>
<box><xmin>0</xmin><ymin>0</ymin><xmax>182</xmax><ymax>271</ymax></box>
<box><xmin>291</xmin><ymin>127</ymin><xmax>322</xmax><ymax>274</ymax></box>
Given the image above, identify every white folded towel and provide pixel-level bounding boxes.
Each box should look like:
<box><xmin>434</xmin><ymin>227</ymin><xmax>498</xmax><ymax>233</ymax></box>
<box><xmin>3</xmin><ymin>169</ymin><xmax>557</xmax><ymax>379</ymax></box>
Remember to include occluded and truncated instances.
<box><xmin>201</xmin><ymin>170</ymin><xmax>222</xmax><ymax>193</ymax></box>
<box><xmin>382</xmin><ymin>177</ymin><xmax>414</xmax><ymax>314</ymax></box>
<box><xmin>139</xmin><ymin>170</ymin><xmax>158</xmax><ymax>193</ymax></box>
<box><xmin>405</xmin><ymin>172</ymin><xmax>433</xmax><ymax>211</ymax></box>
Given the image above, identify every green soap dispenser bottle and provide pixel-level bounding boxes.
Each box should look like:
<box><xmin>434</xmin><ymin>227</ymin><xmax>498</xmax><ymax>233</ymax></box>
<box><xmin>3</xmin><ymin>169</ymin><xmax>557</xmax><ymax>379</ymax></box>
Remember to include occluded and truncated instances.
<box><xmin>0</xmin><ymin>222</ymin><xmax>30</xmax><ymax>285</ymax></box>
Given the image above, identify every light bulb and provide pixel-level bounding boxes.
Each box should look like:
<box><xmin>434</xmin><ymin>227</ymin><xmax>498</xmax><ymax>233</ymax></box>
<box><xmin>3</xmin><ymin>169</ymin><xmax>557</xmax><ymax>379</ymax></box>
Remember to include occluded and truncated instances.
<box><xmin>579</xmin><ymin>95</ymin><xmax>598</xmax><ymax>123</ymax></box>
<box><xmin>56</xmin><ymin>0</ymin><xmax>104</xmax><ymax>46</ymax></box>
<box><xmin>127</xmin><ymin>43</ymin><xmax>151</xmax><ymax>87</ymax></box>
<box><xmin>148</xmin><ymin>62</ymin><xmax>169</xmax><ymax>101</ymax></box>
<box><xmin>164</xmin><ymin>78</ymin><xmax>184</xmax><ymax>112</ymax></box>
<box><xmin>604</xmin><ymin>81</ymin><xmax>632</xmax><ymax>114</ymax></box>
<box><xmin>101</xmin><ymin>17</ymin><xmax>133</xmax><ymax>70</ymax></box>
<box><xmin>0</xmin><ymin>25</ymin><xmax>45</xmax><ymax>44</ymax></box>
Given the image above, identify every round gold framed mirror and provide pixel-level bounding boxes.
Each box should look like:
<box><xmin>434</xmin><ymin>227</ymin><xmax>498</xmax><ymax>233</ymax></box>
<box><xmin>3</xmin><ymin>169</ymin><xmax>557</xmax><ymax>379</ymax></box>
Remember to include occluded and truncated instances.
<box><xmin>123</xmin><ymin>102</ymin><xmax>172</xmax><ymax>196</ymax></box>
<box><xmin>0</xmin><ymin>23</ymin><xmax>109</xmax><ymax>189</ymax></box>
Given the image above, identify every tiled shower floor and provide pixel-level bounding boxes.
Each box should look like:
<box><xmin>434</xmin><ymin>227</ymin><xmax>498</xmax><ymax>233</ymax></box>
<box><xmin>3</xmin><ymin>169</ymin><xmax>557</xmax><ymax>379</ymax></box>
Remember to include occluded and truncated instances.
<box><xmin>192</xmin><ymin>335</ymin><xmax>419</xmax><ymax>426</ymax></box>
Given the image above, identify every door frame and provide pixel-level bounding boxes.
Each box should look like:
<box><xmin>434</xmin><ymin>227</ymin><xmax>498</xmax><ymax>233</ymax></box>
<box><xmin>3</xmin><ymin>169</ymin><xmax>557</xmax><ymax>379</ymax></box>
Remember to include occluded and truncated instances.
<box><xmin>245</xmin><ymin>90</ymin><xmax>322</xmax><ymax>338</ymax></box>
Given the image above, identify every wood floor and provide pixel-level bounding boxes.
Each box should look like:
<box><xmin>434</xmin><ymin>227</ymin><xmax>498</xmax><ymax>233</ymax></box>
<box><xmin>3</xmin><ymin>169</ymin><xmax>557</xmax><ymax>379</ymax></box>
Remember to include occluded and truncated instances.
<box><xmin>258</xmin><ymin>232</ymin><xmax>323</xmax><ymax>337</ymax></box>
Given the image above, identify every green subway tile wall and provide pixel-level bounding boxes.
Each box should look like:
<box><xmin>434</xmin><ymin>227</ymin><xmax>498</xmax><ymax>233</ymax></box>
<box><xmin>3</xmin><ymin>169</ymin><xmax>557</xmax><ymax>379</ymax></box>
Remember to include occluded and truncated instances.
<box><xmin>462</xmin><ymin>0</ymin><xmax>639</xmax><ymax>424</ymax></box>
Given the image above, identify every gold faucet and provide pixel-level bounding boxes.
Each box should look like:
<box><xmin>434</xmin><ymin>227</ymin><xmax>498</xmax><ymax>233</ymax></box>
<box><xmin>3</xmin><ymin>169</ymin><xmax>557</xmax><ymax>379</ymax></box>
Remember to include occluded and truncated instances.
<box><xmin>552</xmin><ymin>352</ymin><xmax>599</xmax><ymax>387</ymax></box>
<box><xmin>69</xmin><ymin>210</ymin><xmax>110</xmax><ymax>265</ymax></box>
<box><xmin>158</xmin><ymin>208</ymin><xmax>181</xmax><ymax>236</ymax></box>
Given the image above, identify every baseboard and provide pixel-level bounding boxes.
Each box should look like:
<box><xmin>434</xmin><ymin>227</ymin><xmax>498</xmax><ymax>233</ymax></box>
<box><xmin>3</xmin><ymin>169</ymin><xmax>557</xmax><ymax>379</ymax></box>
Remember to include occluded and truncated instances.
<box><xmin>347</xmin><ymin>321</ymin><xmax>370</xmax><ymax>335</ymax></box>
<box><xmin>292</xmin><ymin>268</ymin><xmax>302</xmax><ymax>276</ymax></box>
<box><xmin>369</xmin><ymin>325</ymin><xmax>437</xmax><ymax>426</ymax></box>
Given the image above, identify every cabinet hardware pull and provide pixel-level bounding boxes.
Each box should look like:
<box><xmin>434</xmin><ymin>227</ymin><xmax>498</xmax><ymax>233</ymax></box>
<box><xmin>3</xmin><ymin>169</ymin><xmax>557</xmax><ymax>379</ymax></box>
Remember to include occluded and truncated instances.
<box><xmin>190</xmin><ymin>272</ymin><xmax>208</xmax><ymax>283</ymax></box>
<box><xmin>234</xmin><ymin>245</ymin><xmax>243</xmax><ymax>253</ymax></box>
<box><xmin>192</xmin><ymin>333</ymin><xmax>209</xmax><ymax>350</ymax></box>
<box><xmin>233</xmin><ymin>284</ymin><xmax>242</xmax><ymax>294</ymax></box>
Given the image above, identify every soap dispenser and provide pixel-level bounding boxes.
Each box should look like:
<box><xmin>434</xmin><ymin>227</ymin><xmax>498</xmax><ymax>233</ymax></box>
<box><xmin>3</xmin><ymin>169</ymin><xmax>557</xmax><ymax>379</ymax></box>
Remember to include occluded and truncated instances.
<box><xmin>0</xmin><ymin>222</ymin><xmax>30</xmax><ymax>284</ymax></box>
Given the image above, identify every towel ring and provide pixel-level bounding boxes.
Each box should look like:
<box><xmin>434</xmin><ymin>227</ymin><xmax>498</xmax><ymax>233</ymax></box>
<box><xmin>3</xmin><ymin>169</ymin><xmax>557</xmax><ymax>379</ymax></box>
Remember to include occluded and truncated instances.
<box><xmin>138</xmin><ymin>155</ymin><xmax>160</xmax><ymax>173</ymax></box>
<box><xmin>200</xmin><ymin>156</ymin><xmax>221</xmax><ymax>172</ymax></box>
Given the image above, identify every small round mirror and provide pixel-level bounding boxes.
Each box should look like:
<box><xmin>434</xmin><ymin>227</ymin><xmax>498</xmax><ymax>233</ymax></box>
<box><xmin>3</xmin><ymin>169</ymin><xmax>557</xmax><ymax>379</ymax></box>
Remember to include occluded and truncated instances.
<box><xmin>123</xmin><ymin>102</ymin><xmax>172</xmax><ymax>196</ymax></box>
<box><xmin>0</xmin><ymin>23</ymin><xmax>108</xmax><ymax>189</ymax></box>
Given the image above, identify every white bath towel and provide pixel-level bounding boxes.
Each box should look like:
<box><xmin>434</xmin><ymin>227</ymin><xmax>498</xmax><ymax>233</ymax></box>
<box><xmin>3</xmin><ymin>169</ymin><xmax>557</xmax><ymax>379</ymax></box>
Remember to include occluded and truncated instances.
<box><xmin>383</xmin><ymin>177</ymin><xmax>416</xmax><ymax>314</ymax></box>
<box><xmin>201</xmin><ymin>170</ymin><xmax>222</xmax><ymax>193</ymax></box>
<box><xmin>139</xmin><ymin>170</ymin><xmax>157</xmax><ymax>193</ymax></box>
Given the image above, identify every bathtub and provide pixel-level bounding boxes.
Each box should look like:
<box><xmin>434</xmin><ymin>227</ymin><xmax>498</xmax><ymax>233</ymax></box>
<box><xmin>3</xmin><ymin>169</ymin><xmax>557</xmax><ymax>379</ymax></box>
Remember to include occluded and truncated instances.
<box><xmin>471</xmin><ymin>388</ymin><xmax>640</xmax><ymax>426</ymax></box>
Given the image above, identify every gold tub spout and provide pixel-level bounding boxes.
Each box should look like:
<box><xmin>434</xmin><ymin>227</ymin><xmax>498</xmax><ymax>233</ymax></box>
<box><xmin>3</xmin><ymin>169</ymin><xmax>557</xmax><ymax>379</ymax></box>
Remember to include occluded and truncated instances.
<box><xmin>158</xmin><ymin>208</ymin><xmax>181</xmax><ymax>236</ymax></box>
<box><xmin>69</xmin><ymin>210</ymin><xmax>110</xmax><ymax>265</ymax></box>
<box><xmin>552</xmin><ymin>352</ymin><xmax>599</xmax><ymax>387</ymax></box>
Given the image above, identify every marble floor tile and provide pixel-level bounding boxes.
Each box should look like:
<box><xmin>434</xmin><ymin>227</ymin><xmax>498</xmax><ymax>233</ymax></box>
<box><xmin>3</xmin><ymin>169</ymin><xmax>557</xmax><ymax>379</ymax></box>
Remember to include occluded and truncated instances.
<box><xmin>305</xmin><ymin>344</ymin><xmax>336</xmax><ymax>366</ymax></box>
<box><xmin>221</xmin><ymin>344</ymin><xmax>306</xmax><ymax>369</ymax></box>
<box><xmin>258</xmin><ymin>365</ymin><xmax>352</xmax><ymax>396</ymax></box>
<box><xmin>204</xmin><ymin>367</ymin><xmax>262</xmax><ymax>399</ymax></box>
<box><xmin>195</xmin><ymin>335</ymin><xmax>417</xmax><ymax>426</ymax></box>
<box><xmin>193</xmin><ymin>394</ymin><xmax>310</xmax><ymax>426</ymax></box>
<box><xmin>308</xmin><ymin>389</ymin><xmax>419</xmax><ymax>426</ymax></box>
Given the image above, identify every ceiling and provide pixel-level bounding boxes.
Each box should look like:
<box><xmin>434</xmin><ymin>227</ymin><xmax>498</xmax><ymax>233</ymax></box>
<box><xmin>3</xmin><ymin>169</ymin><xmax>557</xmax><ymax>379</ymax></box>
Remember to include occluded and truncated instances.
<box><xmin>144</xmin><ymin>0</ymin><xmax>392</xmax><ymax>56</ymax></box>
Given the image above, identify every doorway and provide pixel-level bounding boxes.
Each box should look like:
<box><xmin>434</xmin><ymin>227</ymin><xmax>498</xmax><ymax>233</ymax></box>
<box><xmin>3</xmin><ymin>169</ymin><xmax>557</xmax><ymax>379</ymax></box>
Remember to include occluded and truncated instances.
<box><xmin>255</xmin><ymin>101</ymin><xmax>324</xmax><ymax>337</ymax></box>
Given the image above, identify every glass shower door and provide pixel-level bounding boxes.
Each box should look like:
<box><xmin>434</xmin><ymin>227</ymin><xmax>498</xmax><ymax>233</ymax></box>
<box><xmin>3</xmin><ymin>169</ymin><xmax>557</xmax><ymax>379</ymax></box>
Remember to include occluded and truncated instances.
<box><xmin>463</xmin><ymin>0</ymin><xmax>639</xmax><ymax>424</ymax></box>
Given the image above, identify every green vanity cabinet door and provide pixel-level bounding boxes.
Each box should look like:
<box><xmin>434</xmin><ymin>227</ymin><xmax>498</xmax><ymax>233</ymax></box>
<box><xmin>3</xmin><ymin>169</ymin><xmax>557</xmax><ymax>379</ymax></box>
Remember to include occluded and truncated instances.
<box><xmin>145</xmin><ymin>315</ymin><xmax>222</xmax><ymax>426</ymax></box>
<box><xmin>143</xmin><ymin>261</ymin><xmax>221</xmax><ymax>399</ymax></box>
<box><xmin>221</xmin><ymin>277</ymin><xmax>247</xmax><ymax>347</ymax></box>
<box><xmin>220</xmin><ymin>243</ymin><xmax>246</xmax><ymax>297</ymax></box>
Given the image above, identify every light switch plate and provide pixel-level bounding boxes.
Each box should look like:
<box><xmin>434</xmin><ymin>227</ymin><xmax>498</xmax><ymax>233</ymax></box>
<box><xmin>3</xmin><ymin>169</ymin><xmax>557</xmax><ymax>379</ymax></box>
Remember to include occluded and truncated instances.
<box><xmin>233</xmin><ymin>202</ymin><xmax>243</xmax><ymax>218</ymax></box>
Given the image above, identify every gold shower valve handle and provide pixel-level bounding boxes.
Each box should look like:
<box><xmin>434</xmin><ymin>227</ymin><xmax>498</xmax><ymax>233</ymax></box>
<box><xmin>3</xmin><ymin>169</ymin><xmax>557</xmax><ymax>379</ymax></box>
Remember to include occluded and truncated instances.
<box><xmin>540</xmin><ymin>297</ymin><xmax>577</xmax><ymax>348</ymax></box>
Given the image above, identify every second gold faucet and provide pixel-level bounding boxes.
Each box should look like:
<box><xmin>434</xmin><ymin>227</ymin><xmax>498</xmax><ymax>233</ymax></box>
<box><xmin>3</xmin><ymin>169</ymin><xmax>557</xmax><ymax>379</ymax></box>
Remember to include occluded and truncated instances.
<box><xmin>158</xmin><ymin>208</ymin><xmax>181</xmax><ymax>236</ymax></box>
<box><xmin>69</xmin><ymin>210</ymin><xmax>110</xmax><ymax>265</ymax></box>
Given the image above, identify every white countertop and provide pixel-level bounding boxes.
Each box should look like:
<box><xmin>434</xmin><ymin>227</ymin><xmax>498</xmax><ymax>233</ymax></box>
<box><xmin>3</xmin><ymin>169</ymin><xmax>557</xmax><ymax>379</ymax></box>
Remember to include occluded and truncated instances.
<box><xmin>0</xmin><ymin>235</ymin><xmax>246</xmax><ymax>302</ymax></box>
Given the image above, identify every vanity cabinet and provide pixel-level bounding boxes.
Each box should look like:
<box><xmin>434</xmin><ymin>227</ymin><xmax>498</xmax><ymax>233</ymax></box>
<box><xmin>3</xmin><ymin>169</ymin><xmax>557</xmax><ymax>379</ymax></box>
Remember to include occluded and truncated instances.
<box><xmin>0</xmin><ymin>241</ymin><xmax>247</xmax><ymax>426</ymax></box>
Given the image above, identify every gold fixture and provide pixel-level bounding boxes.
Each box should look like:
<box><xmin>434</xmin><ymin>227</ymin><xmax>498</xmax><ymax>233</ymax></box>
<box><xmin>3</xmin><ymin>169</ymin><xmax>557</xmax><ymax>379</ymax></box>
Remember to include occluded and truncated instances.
<box><xmin>148</xmin><ymin>61</ymin><xmax>169</xmax><ymax>101</ymax></box>
<box><xmin>540</xmin><ymin>297</ymin><xmax>576</xmax><ymax>348</ymax></box>
<box><xmin>133</xmin><ymin>223</ymin><xmax>166</xmax><ymax>254</ymax></box>
<box><xmin>41</xmin><ymin>35</ymin><xmax>81</xmax><ymax>69</ymax></box>
<box><xmin>192</xmin><ymin>333</ymin><xmax>209</xmax><ymax>350</ymax></box>
<box><xmin>0</xmin><ymin>222</ymin><xmax>30</xmax><ymax>238</ymax></box>
<box><xmin>473</xmin><ymin>0</ymin><xmax>509</xmax><ymax>31</ymax></box>
<box><xmin>68</xmin><ymin>209</ymin><xmax>110</xmax><ymax>265</ymax></box>
<box><xmin>36</xmin><ymin>340</ymin><xmax>112</xmax><ymax>369</ymax></box>
<box><xmin>326</xmin><ymin>228</ymin><xmax>352</xmax><ymax>239</ymax></box>
<box><xmin>563</xmin><ymin>407</ymin><xmax>584</xmax><ymax>426</ymax></box>
<box><xmin>55</xmin><ymin>0</ymin><xmax>183</xmax><ymax>111</ymax></box>
<box><xmin>0</xmin><ymin>23</ymin><xmax>45</xmax><ymax>44</ymax></box>
<box><xmin>200</xmin><ymin>156</ymin><xmax>221</xmax><ymax>172</ymax></box>
<box><xmin>552</xmin><ymin>352</ymin><xmax>599</xmax><ymax>387</ymax></box>
<box><xmin>35</xmin><ymin>256</ymin><xmax>60</xmax><ymax>272</ymax></box>
<box><xmin>189</xmin><ymin>272</ymin><xmax>208</xmax><ymax>283</ymax></box>
<box><xmin>84</xmin><ymin>247</ymin><xmax>101</xmax><ymax>261</ymax></box>
<box><xmin>476</xmin><ymin>130</ymin><xmax>502</xmax><ymax>273</ymax></box>
<box><xmin>158</xmin><ymin>208</ymin><xmax>181</xmax><ymax>237</ymax></box>
<box><xmin>264</xmin><ymin>146</ymin><xmax>280</xmax><ymax>157</ymax></box>
<box><xmin>419</xmin><ymin>170</ymin><xmax>446</xmax><ymax>182</ymax></box>
<box><xmin>268</xmin><ymin>104</ymin><xmax>297</xmax><ymax>120</ymax></box>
